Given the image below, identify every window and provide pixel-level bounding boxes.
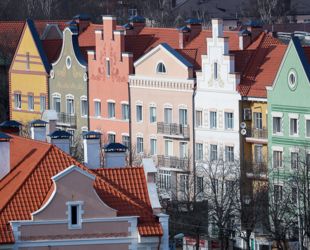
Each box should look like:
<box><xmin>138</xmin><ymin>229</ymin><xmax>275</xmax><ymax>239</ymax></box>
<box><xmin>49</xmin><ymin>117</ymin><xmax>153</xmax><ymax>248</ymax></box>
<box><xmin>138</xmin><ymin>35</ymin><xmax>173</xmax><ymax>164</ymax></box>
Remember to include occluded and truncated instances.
<box><xmin>67</xmin><ymin>202</ymin><xmax>82</xmax><ymax>229</ymax></box>
<box><xmin>164</xmin><ymin>107</ymin><xmax>172</xmax><ymax>123</ymax></box>
<box><xmin>149</xmin><ymin>106</ymin><xmax>156</xmax><ymax>123</ymax></box>
<box><xmin>273</xmin><ymin>117</ymin><xmax>281</xmax><ymax>134</ymax></box>
<box><xmin>150</xmin><ymin>138</ymin><xmax>157</xmax><ymax>155</ymax></box>
<box><xmin>14</xmin><ymin>93</ymin><xmax>21</xmax><ymax>109</ymax></box>
<box><xmin>225</xmin><ymin>146</ymin><xmax>234</xmax><ymax>162</ymax></box>
<box><xmin>66</xmin><ymin>96</ymin><xmax>74</xmax><ymax>115</ymax></box>
<box><xmin>306</xmin><ymin>120</ymin><xmax>310</xmax><ymax>137</ymax></box>
<box><xmin>254</xmin><ymin>112</ymin><xmax>262</xmax><ymax>129</ymax></box>
<box><xmin>243</xmin><ymin>108</ymin><xmax>252</xmax><ymax>121</ymax></box>
<box><xmin>40</xmin><ymin>95</ymin><xmax>46</xmax><ymax>112</ymax></box>
<box><xmin>180</xmin><ymin>175</ymin><xmax>188</xmax><ymax>193</ymax></box>
<box><xmin>159</xmin><ymin>170</ymin><xmax>171</xmax><ymax>189</ymax></box>
<box><xmin>254</xmin><ymin>144</ymin><xmax>263</xmax><ymax>164</ymax></box>
<box><xmin>81</xmin><ymin>98</ymin><xmax>88</xmax><ymax>117</ymax></box>
<box><xmin>195</xmin><ymin>143</ymin><xmax>203</xmax><ymax>160</ymax></box>
<box><xmin>136</xmin><ymin>104</ymin><xmax>143</xmax><ymax>122</ymax></box>
<box><xmin>210</xmin><ymin>111</ymin><xmax>217</xmax><ymax>128</ymax></box>
<box><xmin>94</xmin><ymin>101</ymin><xmax>101</xmax><ymax>117</ymax></box>
<box><xmin>179</xmin><ymin>142</ymin><xmax>188</xmax><ymax>158</ymax></box>
<box><xmin>214</xmin><ymin>62</ymin><xmax>218</xmax><ymax>80</ymax></box>
<box><xmin>210</xmin><ymin>144</ymin><xmax>217</xmax><ymax>161</ymax></box>
<box><xmin>197</xmin><ymin>176</ymin><xmax>204</xmax><ymax>193</ymax></box>
<box><xmin>165</xmin><ymin>140</ymin><xmax>173</xmax><ymax>156</ymax></box>
<box><xmin>26</xmin><ymin>52</ymin><xmax>30</xmax><ymax>70</ymax></box>
<box><xmin>291</xmin><ymin>152</ymin><xmax>298</xmax><ymax>169</ymax></box>
<box><xmin>137</xmin><ymin>137</ymin><xmax>143</xmax><ymax>153</ymax></box>
<box><xmin>290</xmin><ymin>118</ymin><xmax>298</xmax><ymax>136</ymax></box>
<box><xmin>195</xmin><ymin>110</ymin><xmax>202</xmax><ymax>127</ymax></box>
<box><xmin>108</xmin><ymin>102</ymin><xmax>115</xmax><ymax>118</ymax></box>
<box><xmin>179</xmin><ymin>108</ymin><xmax>187</xmax><ymax>125</ymax></box>
<box><xmin>156</xmin><ymin>62</ymin><xmax>166</xmax><ymax>73</ymax></box>
<box><xmin>28</xmin><ymin>95</ymin><xmax>34</xmax><ymax>111</ymax></box>
<box><xmin>128</xmin><ymin>8</ymin><xmax>138</xmax><ymax>17</ymax></box>
<box><xmin>106</xmin><ymin>58</ymin><xmax>110</xmax><ymax>77</ymax></box>
<box><xmin>122</xmin><ymin>104</ymin><xmax>129</xmax><ymax>120</ymax></box>
<box><xmin>122</xmin><ymin>135</ymin><xmax>130</xmax><ymax>149</ymax></box>
<box><xmin>224</xmin><ymin>112</ymin><xmax>234</xmax><ymax>129</ymax></box>
<box><xmin>66</xmin><ymin>56</ymin><xmax>72</xmax><ymax>69</ymax></box>
<box><xmin>53</xmin><ymin>95</ymin><xmax>61</xmax><ymax>113</ymax></box>
<box><xmin>274</xmin><ymin>185</ymin><xmax>283</xmax><ymax>202</ymax></box>
<box><xmin>273</xmin><ymin>151</ymin><xmax>283</xmax><ymax>168</ymax></box>
<box><xmin>108</xmin><ymin>133</ymin><xmax>115</xmax><ymax>143</ymax></box>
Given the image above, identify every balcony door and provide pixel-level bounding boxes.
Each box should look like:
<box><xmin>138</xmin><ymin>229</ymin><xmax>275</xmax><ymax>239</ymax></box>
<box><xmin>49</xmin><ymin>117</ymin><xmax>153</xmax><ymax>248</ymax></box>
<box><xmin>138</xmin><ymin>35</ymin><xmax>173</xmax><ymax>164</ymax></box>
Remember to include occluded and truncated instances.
<box><xmin>164</xmin><ymin>108</ymin><xmax>172</xmax><ymax>124</ymax></box>
<box><xmin>179</xmin><ymin>109</ymin><xmax>187</xmax><ymax>126</ymax></box>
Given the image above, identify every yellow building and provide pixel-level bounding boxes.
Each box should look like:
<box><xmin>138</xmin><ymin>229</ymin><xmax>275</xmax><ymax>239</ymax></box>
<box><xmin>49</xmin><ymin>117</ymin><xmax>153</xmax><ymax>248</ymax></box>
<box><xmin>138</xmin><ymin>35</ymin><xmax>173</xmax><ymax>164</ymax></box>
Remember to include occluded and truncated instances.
<box><xmin>9</xmin><ymin>19</ymin><xmax>64</xmax><ymax>124</ymax></box>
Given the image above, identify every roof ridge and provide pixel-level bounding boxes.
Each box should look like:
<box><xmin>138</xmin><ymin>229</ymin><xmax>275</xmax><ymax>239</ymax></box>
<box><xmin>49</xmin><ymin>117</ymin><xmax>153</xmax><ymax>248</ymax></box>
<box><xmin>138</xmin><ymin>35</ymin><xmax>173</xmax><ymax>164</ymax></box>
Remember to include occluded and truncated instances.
<box><xmin>0</xmin><ymin>145</ymin><xmax>53</xmax><ymax>212</ymax></box>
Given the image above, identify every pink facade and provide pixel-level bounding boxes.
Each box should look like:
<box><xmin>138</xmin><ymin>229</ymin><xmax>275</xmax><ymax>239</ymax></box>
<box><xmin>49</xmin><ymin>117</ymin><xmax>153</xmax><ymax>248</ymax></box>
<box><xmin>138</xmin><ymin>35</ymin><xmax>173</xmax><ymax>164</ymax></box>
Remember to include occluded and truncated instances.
<box><xmin>88</xmin><ymin>16</ymin><xmax>133</xmax><ymax>145</ymax></box>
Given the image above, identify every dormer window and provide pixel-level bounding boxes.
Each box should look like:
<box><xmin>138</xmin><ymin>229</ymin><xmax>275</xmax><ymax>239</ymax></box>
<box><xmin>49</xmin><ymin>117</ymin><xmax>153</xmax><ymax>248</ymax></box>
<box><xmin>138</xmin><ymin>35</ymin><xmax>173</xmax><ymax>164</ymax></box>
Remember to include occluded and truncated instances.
<box><xmin>67</xmin><ymin>201</ymin><xmax>83</xmax><ymax>229</ymax></box>
<box><xmin>214</xmin><ymin>62</ymin><xmax>218</xmax><ymax>80</ymax></box>
<box><xmin>156</xmin><ymin>62</ymin><xmax>166</xmax><ymax>74</ymax></box>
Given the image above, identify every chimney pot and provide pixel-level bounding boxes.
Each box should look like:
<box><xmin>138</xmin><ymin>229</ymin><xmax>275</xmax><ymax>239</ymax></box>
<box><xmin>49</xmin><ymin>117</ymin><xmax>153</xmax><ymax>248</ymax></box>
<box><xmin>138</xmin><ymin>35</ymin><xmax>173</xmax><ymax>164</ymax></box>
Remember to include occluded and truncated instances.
<box><xmin>48</xmin><ymin>130</ymin><xmax>72</xmax><ymax>154</ymax></box>
<box><xmin>29</xmin><ymin>119</ymin><xmax>47</xmax><ymax>142</ymax></box>
<box><xmin>104</xmin><ymin>143</ymin><xmax>127</xmax><ymax>168</ymax></box>
<box><xmin>83</xmin><ymin>131</ymin><xmax>101</xmax><ymax>169</ymax></box>
<box><xmin>0</xmin><ymin>132</ymin><xmax>12</xmax><ymax>180</ymax></box>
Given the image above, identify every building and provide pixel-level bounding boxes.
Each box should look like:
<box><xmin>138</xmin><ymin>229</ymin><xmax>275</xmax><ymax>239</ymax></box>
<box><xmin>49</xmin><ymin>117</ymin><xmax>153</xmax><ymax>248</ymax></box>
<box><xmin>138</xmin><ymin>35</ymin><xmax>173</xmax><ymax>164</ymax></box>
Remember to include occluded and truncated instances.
<box><xmin>9</xmin><ymin>19</ymin><xmax>66</xmax><ymax>124</ymax></box>
<box><xmin>0</xmin><ymin>128</ymin><xmax>168</xmax><ymax>249</ymax></box>
<box><xmin>87</xmin><ymin>16</ymin><xmax>133</xmax><ymax>146</ymax></box>
<box><xmin>129</xmin><ymin>42</ymin><xmax>195</xmax><ymax>199</ymax></box>
<box><xmin>49</xmin><ymin>17</ymin><xmax>96</xmax><ymax>135</ymax></box>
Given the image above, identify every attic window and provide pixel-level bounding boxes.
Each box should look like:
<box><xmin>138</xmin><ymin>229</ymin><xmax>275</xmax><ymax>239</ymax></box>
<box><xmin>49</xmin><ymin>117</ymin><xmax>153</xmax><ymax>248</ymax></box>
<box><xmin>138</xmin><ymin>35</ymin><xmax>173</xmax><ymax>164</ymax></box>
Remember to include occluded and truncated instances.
<box><xmin>26</xmin><ymin>52</ymin><xmax>30</xmax><ymax>70</ymax></box>
<box><xmin>214</xmin><ymin>62</ymin><xmax>218</xmax><ymax>80</ymax></box>
<box><xmin>156</xmin><ymin>62</ymin><xmax>166</xmax><ymax>74</ymax></box>
<box><xmin>288</xmin><ymin>70</ymin><xmax>297</xmax><ymax>90</ymax></box>
<box><xmin>66</xmin><ymin>56</ymin><xmax>72</xmax><ymax>69</ymax></box>
<box><xmin>67</xmin><ymin>201</ymin><xmax>83</xmax><ymax>229</ymax></box>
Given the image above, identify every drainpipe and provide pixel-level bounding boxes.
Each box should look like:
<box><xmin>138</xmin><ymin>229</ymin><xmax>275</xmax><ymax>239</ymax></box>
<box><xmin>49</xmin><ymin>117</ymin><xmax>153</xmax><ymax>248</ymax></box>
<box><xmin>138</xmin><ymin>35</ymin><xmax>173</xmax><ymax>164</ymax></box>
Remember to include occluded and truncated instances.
<box><xmin>87</xmin><ymin>71</ymin><xmax>90</xmax><ymax>131</ymax></box>
<box><xmin>192</xmin><ymin>82</ymin><xmax>197</xmax><ymax>202</ymax></box>
<box><xmin>128</xmin><ymin>80</ymin><xmax>132</xmax><ymax>166</ymax></box>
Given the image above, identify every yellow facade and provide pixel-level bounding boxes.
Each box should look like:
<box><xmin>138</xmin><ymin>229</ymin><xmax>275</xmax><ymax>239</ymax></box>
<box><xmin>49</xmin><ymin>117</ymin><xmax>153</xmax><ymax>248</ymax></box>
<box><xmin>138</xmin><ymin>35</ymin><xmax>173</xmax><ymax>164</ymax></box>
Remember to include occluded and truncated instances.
<box><xmin>9</xmin><ymin>22</ymin><xmax>48</xmax><ymax>124</ymax></box>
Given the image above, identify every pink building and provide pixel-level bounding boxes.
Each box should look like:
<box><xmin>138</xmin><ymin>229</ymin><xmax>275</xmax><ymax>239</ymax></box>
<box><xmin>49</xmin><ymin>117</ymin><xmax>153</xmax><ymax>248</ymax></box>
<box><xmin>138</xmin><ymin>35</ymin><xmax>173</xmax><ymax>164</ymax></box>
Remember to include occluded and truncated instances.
<box><xmin>0</xmin><ymin>130</ymin><xmax>168</xmax><ymax>249</ymax></box>
<box><xmin>88</xmin><ymin>16</ymin><xmax>133</xmax><ymax>146</ymax></box>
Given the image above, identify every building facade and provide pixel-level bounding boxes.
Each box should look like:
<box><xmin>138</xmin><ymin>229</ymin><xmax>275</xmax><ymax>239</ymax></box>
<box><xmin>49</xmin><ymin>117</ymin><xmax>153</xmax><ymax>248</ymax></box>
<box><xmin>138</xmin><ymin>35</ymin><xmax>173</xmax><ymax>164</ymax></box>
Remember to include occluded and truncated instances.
<box><xmin>49</xmin><ymin>25</ymin><xmax>89</xmax><ymax>135</ymax></box>
<box><xmin>88</xmin><ymin>16</ymin><xmax>133</xmax><ymax>146</ymax></box>
<box><xmin>129</xmin><ymin>43</ymin><xmax>195</xmax><ymax>198</ymax></box>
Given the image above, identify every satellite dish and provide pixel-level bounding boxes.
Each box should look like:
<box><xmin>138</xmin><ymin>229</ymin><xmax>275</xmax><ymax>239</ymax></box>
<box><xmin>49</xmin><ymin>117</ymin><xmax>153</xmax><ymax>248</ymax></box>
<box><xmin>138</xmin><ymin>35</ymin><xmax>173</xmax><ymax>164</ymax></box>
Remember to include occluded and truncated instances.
<box><xmin>241</xmin><ymin>128</ymin><xmax>247</xmax><ymax>136</ymax></box>
<box><xmin>240</xmin><ymin>122</ymin><xmax>246</xmax><ymax>129</ymax></box>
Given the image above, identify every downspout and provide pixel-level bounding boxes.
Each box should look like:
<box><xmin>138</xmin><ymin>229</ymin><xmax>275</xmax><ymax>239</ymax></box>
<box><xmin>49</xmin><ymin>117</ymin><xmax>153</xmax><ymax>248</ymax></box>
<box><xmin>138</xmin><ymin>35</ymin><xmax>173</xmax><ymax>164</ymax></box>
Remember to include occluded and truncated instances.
<box><xmin>192</xmin><ymin>81</ymin><xmax>197</xmax><ymax>202</ymax></box>
<box><xmin>157</xmin><ymin>235</ymin><xmax>162</xmax><ymax>250</ymax></box>
<box><xmin>128</xmin><ymin>79</ymin><xmax>132</xmax><ymax>166</ymax></box>
<box><xmin>87</xmin><ymin>70</ymin><xmax>90</xmax><ymax>131</ymax></box>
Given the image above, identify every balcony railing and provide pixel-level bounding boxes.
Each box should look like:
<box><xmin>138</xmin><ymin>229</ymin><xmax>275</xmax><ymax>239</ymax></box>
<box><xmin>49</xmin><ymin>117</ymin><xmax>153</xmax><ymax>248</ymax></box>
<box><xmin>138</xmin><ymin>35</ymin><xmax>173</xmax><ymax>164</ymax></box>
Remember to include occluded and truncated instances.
<box><xmin>57</xmin><ymin>112</ymin><xmax>77</xmax><ymax>127</ymax></box>
<box><xmin>246</xmin><ymin>127</ymin><xmax>268</xmax><ymax>139</ymax></box>
<box><xmin>157</xmin><ymin>155</ymin><xmax>189</xmax><ymax>170</ymax></box>
<box><xmin>245</xmin><ymin>162</ymin><xmax>268</xmax><ymax>179</ymax></box>
<box><xmin>157</xmin><ymin>122</ymin><xmax>190</xmax><ymax>138</ymax></box>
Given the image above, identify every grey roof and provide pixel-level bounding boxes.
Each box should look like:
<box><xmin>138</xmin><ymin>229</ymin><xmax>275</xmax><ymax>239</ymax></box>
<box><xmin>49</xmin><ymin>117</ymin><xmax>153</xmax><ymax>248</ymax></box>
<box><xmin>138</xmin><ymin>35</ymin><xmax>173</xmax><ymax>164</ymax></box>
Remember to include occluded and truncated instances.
<box><xmin>104</xmin><ymin>143</ymin><xmax>127</xmax><ymax>152</ymax></box>
<box><xmin>82</xmin><ymin>131</ymin><xmax>101</xmax><ymax>139</ymax></box>
<box><xmin>0</xmin><ymin>132</ymin><xmax>12</xmax><ymax>141</ymax></box>
<box><xmin>48</xmin><ymin>130</ymin><xmax>72</xmax><ymax>139</ymax></box>
<box><xmin>0</xmin><ymin>120</ymin><xmax>22</xmax><ymax>128</ymax></box>
<box><xmin>29</xmin><ymin>119</ymin><xmax>48</xmax><ymax>127</ymax></box>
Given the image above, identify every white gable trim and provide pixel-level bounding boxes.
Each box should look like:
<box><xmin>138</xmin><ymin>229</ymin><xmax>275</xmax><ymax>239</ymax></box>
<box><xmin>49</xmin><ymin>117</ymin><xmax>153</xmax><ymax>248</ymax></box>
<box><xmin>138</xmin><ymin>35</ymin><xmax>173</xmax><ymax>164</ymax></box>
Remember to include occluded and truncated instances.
<box><xmin>52</xmin><ymin>165</ymin><xmax>96</xmax><ymax>181</ymax></box>
<box><xmin>134</xmin><ymin>44</ymin><xmax>190</xmax><ymax>69</ymax></box>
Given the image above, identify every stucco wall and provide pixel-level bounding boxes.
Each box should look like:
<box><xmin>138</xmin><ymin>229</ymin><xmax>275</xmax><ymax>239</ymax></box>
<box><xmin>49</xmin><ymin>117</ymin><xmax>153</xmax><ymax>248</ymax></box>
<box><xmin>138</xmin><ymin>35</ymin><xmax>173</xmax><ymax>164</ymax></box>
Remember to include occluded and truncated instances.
<box><xmin>20</xmin><ymin>244</ymin><xmax>129</xmax><ymax>250</ymax></box>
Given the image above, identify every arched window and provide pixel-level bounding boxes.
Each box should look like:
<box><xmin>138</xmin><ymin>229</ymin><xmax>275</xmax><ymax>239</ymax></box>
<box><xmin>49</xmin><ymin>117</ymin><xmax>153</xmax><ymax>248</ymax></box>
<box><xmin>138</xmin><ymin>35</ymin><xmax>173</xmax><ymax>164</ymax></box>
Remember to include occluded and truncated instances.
<box><xmin>156</xmin><ymin>62</ymin><xmax>166</xmax><ymax>73</ymax></box>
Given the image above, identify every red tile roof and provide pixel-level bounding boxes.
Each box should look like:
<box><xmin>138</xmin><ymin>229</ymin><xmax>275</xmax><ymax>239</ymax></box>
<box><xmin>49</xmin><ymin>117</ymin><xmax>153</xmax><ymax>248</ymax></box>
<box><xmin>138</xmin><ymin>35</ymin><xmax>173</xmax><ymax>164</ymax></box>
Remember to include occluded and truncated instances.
<box><xmin>0</xmin><ymin>135</ymin><xmax>162</xmax><ymax>244</ymax></box>
<box><xmin>41</xmin><ymin>39</ymin><xmax>63</xmax><ymax>64</ymax></box>
<box><xmin>303</xmin><ymin>46</ymin><xmax>310</xmax><ymax>64</ymax></box>
<box><xmin>78</xmin><ymin>23</ymin><xmax>101</xmax><ymax>48</ymax></box>
<box><xmin>238</xmin><ymin>33</ymin><xmax>287</xmax><ymax>98</ymax></box>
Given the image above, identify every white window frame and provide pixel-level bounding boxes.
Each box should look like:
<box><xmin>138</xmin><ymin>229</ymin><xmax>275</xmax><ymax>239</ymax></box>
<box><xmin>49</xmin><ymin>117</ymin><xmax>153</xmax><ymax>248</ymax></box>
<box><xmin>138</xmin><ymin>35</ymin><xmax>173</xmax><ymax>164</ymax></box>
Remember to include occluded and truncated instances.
<box><xmin>164</xmin><ymin>106</ymin><xmax>173</xmax><ymax>124</ymax></box>
<box><xmin>224</xmin><ymin>112</ymin><xmax>234</xmax><ymax>130</ymax></box>
<box><xmin>52</xmin><ymin>93</ymin><xmax>61</xmax><ymax>113</ymax></box>
<box><xmin>40</xmin><ymin>95</ymin><xmax>46</xmax><ymax>112</ymax></box>
<box><xmin>121</xmin><ymin>103</ymin><xmax>130</xmax><ymax>120</ymax></box>
<box><xmin>195</xmin><ymin>110</ymin><xmax>203</xmax><ymax>127</ymax></box>
<box><xmin>107</xmin><ymin>101</ymin><xmax>115</xmax><ymax>119</ymax></box>
<box><xmin>149</xmin><ymin>105</ymin><xmax>157</xmax><ymax>123</ymax></box>
<box><xmin>136</xmin><ymin>103</ymin><xmax>143</xmax><ymax>122</ymax></box>
<box><xmin>289</xmin><ymin>113</ymin><xmax>299</xmax><ymax>137</ymax></box>
<box><xmin>66</xmin><ymin>201</ymin><xmax>83</xmax><ymax>229</ymax></box>
<box><xmin>210</xmin><ymin>144</ymin><xmax>218</xmax><ymax>161</ymax></box>
<box><xmin>272</xmin><ymin>147</ymin><xmax>283</xmax><ymax>168</ymax></box>
<box><xmin>94</xmin><ymin>99</ymin><xmax>101</xmax><ymax>117</ymax></box>
<box><xmin>14</xmin><ymin>93</ymin><xmax>22</xmax><ymax>109</ymax></box>
<box><xmin>165</xmin><ymin>140</ymin><xmax>173</xmax><ymax>156</ymax></box>
<box><xmin>28</xmin><ymin>94</ymin><xmax>34</xmax><ymax>111</ymax></box>
<box><xmin>122</xmin><ymin>134</ymin><xmax>130</xmax><ymax>149</ymax></box>
<box><xmin>137</xmin><ymin>136</ymin><xmax>144</xmax><ymax>154</ymax></box>
<box><xmin>150</xmin><ymin>138</ymin><xmax>157</xmax><ymax>155</ymax></box>
<box><xmin>305</xmin><ymin>115</ymin><xmax>310</xmax><ymax>138</ymax></box>
<box><xmin>66</xmin><ymin>94</ymin><xmax>75</xmax><ymax>115</ymax></box>
<box><xmin>179</xmin><ymin>108</ymin><xmax>188</xmax><ymax>126</ymax></box>
<box><xmin>272</xmin><ymin>112</ymin><xmax>283</xmax><ymax>135</ymax></box>
<box><xmin>80</xmin><ymin>96</ymin><xmax>88</xmax><ymax>117</ymax></box>
<box><xmin>225</xmin><ymin>146</ymin><xmax>234</xmax><ymax>163</ymax></box>
<box><xmin>210</xmin><ymin>111</ymin><xmax>217</xmax><ymax>129</ymax></box>
<box><xmin>108</xmin><ymin>132</ymin><xmax>116</xmax><ymax>144</ymax></box>
<box><xmin>156</xmin><ymin>61</ymin><xmax>166</xmax><ymax>74</ymax></box>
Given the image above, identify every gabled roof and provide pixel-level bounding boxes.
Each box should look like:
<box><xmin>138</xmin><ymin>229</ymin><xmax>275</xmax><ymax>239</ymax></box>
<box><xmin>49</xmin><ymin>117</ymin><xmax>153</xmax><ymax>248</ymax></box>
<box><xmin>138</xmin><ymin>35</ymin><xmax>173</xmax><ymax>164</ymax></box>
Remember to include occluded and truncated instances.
<box><xmin>0</xmin><ymin>135</ymin><xmax>162</xmax><ymax>244</ymax></box>
<box><xmin>238</xmin><ymin>33</ymin><xmax>286</xmax><ymax>98</ymax></box>
<box><xmin>291</xmin><ymin>36</ymin><xmax>310</xmax><ymax>82</ymax></box>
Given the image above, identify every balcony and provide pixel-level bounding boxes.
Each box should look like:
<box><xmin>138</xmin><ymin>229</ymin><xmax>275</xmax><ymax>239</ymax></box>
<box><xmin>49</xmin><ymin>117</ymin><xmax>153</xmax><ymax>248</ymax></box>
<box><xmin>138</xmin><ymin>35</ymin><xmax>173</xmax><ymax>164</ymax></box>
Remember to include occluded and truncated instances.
<box><xmin>245</xmin><ymin>127</ymin><xmax>267</xmax><ymax>143</ymax></box>
<box><xmin>57</xmin><ymin>112</ymin><xmax>77</xmax><ymax>128</ymax></box>
<box><xmin>157</xmin><ymin>122</ymin><xmax>190</xmax><ymax>139</ymax></box>
<box><xmin>245</xmin><ymin>162</ymin><xmax>268</xmax><ymax>180</ymax></box>
<box><xmin>157</xmin><ymin>155</ymin><xmax>189</xmax><ymax>170</ymax></box>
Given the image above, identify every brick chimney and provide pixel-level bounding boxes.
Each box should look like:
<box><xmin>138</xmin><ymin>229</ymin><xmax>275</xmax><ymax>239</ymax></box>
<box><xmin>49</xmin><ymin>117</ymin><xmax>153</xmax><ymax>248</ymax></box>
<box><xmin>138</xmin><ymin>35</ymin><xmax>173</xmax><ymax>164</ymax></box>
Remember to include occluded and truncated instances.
<box><xmin>104</xmin><ymin>143</ymin><xmax>127</xmax><ymax>168</ymax></box>
<box><xmin>239</xmin><ymin>29</ymin><xmax>252</xmax><ymax>50</ymax></box>
<box><xmin>73</xmin><ymin>14</ymin><xmax>91</xmax><ymax>33</ymax></box>
<box><xmin>29</xmin><ymin>119</ymin><xmax>47</xmax><ymax>142</ymax></box>
<box><xmin>0</xmin><ymin>132</ymin><xmax>11</xmax><ymax>180</ymax></box>
<box><xmin>129</xmin><ymin>15</ymin><xmax>146</xmax><ymax>34</ymax></box>
<box><xmin>83</xmin><ymin>131</ymin><xmax>101</xmax><ymax>169</ymax></box>
<box><xmin>178</xmin><ymin>26</ymin><xmax>191</xmax><ymax>49</ymax></box>
<box><xmin>185</xmin><ymin>18</ymin><xmax>202</xmax><ymax>39</ymax></box>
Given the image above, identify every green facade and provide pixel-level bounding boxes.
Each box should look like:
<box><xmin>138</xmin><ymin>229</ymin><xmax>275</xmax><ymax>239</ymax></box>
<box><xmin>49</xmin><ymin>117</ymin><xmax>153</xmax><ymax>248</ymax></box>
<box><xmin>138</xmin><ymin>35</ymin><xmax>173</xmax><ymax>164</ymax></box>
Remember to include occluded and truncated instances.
<box><xmin>267</xmin><ymin>37</ymin><xmax>310</xmax><ymax>179</ymax></box>
<box><xmin>49</xmin><ymin>26</ymin><xmax>88</xmax><ymax>135</ymax></box>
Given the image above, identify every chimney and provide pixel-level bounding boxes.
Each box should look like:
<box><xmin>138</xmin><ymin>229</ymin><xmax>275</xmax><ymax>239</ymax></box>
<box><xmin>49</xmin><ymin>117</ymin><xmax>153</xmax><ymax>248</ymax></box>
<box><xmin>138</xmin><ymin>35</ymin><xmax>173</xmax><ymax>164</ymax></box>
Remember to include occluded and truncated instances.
<box><xmin>29</xmin><ymin>120</ymin><xmax>47</xmax><ymax>142</ymax></box>
<box><xmin>129</xmin><ymin>15</ymin><xmax>146</xmax><ymax>34</ymax></box>
<box><xmin>239</xmin><ymin>29</ymin><xmax>252</xmax><ymax>50</ymax></box>
<box><xmin>0</xmin><ymin>132</ymin><xmax>11</xmax><ymax>180</ymax></box>
<box><xmin>246</xmin><ymin>20</ymin><xmax>263</xmax><ymax>40</ymax></box>
<box><xmin>104</xmin><ymin>143</ymin><xmax>127</xmax><ymax>168</ymax></box>
<box><xmin>212</xmin><ymin>18</ymin><xmax>224</xmax><ymax>38</ymax></box>
<box><xmin>102</xmin><ymin>15</ymin><xmax>116</xmax><ymax>41</ymax></box>
<box><xmin>48</xmin><ymin>130</ymin><xmax>72</xmax><ymax>154</ymax></box>
<box><xmin>178</xmin><ymin>26</ymin><xmax>191</xmax><ymax>49</ymax></box>
<box><xmin>0</xmin><ymin>120</ymin><xmax>22</xmax><ymax>135</ymax></box>
<box><xmin>185</xmin><ymin>18</ymin><xmax>202</xmax><ymax>39</ymax></box>
<box><xmin>41</xmin><ymin>110</ymin><xmax>58</xmax><ymax>141</ymax></box>
<box><xmin>142</xmin><ymin>158</ymin><xmax>161</xmax><ymax>213</ymax></box>
<box><xmin>83</xmin><ymin>131</ymin><xmax>101</xmax><ymax>169</ymax></box>
<box><xmin>73</xmin><ymin>14</ymin><xmax>91</xmax><ymax>33</ymax></box>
